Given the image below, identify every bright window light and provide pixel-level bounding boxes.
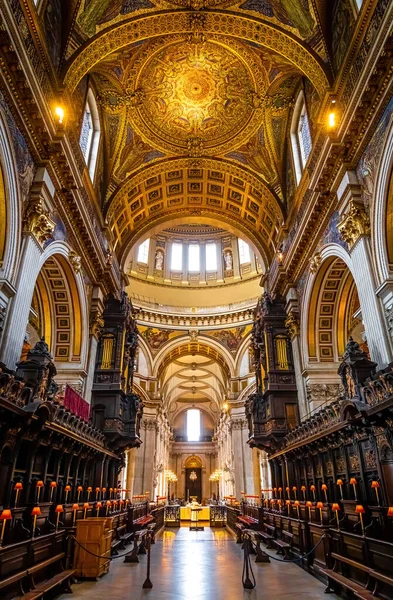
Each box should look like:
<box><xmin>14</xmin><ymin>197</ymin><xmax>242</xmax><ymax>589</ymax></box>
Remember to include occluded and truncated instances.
<box><xmin>137</xmin><ymin>239</ymin><xmax>150</xmax><ymax>264</ymax></box>
<box><xmin>188</xmin><ymin>244</ymin><xmax>200</xmax><ymax>272</ymax></box>
<box><xmin>238</xmin><ymin>239</ymin><xmax>251</xmax><ymax>264</ymax></box>
<box><xmin>206</xmin><ymin>243</ymin><xmax>217</xmax><ymax>271</ymax></box>
<box><xmin>171</xmin><ymin>242</ymin><xmax>183</xmax><ymax>270</ymax></box>
<box><xmin>187</xmin><ymin>409</ymin><xmax>201</xmax><ymax>442</ymax></box>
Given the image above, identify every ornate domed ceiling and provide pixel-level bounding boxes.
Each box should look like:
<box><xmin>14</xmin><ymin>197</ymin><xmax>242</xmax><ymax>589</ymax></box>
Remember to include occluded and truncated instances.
<box><xmin>129</xmin><ymin>39</ymin><xmax>263</xmax><ymax>156</ymax></box>
<box><xmin>62</xmin><ymin>1</ymin><xmax>330</xmax><ymax>272</ymax></box>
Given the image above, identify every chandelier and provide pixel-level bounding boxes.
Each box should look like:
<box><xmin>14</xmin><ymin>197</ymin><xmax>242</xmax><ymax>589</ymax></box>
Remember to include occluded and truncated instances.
<box><xmin>189</xmin><ymin>470</ymin><xmax>198</xmax><ymax>481</ymax></box>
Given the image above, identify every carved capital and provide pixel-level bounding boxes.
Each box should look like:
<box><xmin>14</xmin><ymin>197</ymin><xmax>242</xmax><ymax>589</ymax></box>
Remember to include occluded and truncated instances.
<box><xmin>23</xmin><ymin>198</ymin><xmax>55</xmax><ymax>244</ymax></box>
<box><xmin>309</xmin><ymin>251</ymin><xmax>322</xmax><ymax>274</ymax></box>
<box><xmin>338</xmin><ymin>201</ymin><xmax>370</xmax><ymax>249</ymax></box>
<box><xmin>285</xmin><ymin>310</ymin><xmax>300</xmax><ymax>339</ymax></box>
<box><xmin>69</xmin><ymin>251</ymin><xmax>82</xmax><ymax>274</ymax></box>
<box><xmin>89</xmin><ymin>308</ymin><xmax>104</xmax><ymax>340</ymax></box>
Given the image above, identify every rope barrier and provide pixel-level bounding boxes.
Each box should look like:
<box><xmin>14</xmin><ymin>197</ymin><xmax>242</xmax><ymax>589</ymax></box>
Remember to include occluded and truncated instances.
<box><xmin>242</xmin><ymin>536</ymin><xmax>256</xmax><ymax>589</ymax></box>
<box><xmin>67</xmin><ymin>535</ymin><xmax>134</xmax><ymax>561</ymax></box>
<box><xmin>261</xmin><ymin>534</ymin><xmax>326</xmax><ymax>563</ymax></box>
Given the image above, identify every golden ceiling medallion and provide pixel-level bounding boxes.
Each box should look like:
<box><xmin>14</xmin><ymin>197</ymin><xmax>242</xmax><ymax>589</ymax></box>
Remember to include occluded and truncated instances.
<box><xmin>130</xmin><ymin>40</ymin><xmax>262</xmax><ymax>156</ymax></box>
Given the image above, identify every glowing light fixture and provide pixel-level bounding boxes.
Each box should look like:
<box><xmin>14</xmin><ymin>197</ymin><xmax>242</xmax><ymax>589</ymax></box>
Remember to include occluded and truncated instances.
<box><xmin>55</xmin><ymin>106</ymin><xmax>65</xmax><ymax>124</ymax></box>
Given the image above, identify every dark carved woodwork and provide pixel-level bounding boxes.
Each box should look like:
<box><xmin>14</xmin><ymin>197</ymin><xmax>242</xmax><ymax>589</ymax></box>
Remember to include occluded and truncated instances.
<box><xmin>91</xmin><ymin>292</ymin><xmax>143</xmax><ymax>451</ymax></box>
<box><xmin>247</xmin><ymin>294</ymin><xmax>299</xmax><ymax>452</ymax></box>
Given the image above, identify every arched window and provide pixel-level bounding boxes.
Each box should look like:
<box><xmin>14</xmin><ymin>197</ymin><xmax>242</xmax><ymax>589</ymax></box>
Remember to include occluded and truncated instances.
<box><xmin>238</xmin><ymin>239</ymin><xmax>251</xmax><ymax>265</ymax></box>
<box><xmin>291</xmin><ymin>91</ymin><xmax>312</xmax><ymax>184</ymax></box>
<box><xmin>79</xmin><ymin>89</ymin><xmax>101</xmax><ymax>180</ymax></box>
<box><xmin>187</xmin><ymin>409</ymin><xmax>201</xmax><ymax>442</ymax></box>
<box><xmin>137</xmin><ymin>239</ymin><xmax>150</xmax><ymax>264</ymax></box>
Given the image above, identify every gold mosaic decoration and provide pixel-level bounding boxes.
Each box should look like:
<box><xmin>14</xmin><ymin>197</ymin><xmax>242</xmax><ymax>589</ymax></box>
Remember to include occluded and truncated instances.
<box><xmin>64</xmin><ymin>11</ymin><xmax>329</xmax><ymax>96</ymax></box>
<box><xmin>129</xmin><ymin>40</ymin><xmax>262</xmax><ymax>155</ymax></box>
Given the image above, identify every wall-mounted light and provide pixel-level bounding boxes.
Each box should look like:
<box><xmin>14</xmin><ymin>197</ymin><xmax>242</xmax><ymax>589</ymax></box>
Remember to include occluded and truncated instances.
<box><xmin>54</xmin><ymin>106</ymin><xmax>65</xmax><ymax>124</ymax></box>
<box><xmin>327</xmin><ymin>99</ymin><xmax>337</xmax><ymax>130</ymax></box>
<box><xmin>223</xmin><ymin>401</ymin><xmax>229</xmax><ymax>412</ymax></box>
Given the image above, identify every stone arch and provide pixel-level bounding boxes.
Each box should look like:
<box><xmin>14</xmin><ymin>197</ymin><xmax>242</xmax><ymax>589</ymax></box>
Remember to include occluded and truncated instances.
<box><xmin>63</xmin><ymin>12</ymin><xmax>330</xmax><ymax>96</ymax></box>
<box><xmin>0</xmin><ymin>110</ymin><xmax>23</xmax><ymax>284</ymax></box>
<box><xmin>302</xmin><ymin>244</ymin><xmax>363</xmax><ymax>368</ymax></box>
<box><xmin>371</xmin><ymin>116</ymin><xmax>393</xmax><ymax>285</ymax></box>
<box><xmin>183</xmin><ymin>454</ymin><xmax>204</xmax><ymax>469</ymax></box>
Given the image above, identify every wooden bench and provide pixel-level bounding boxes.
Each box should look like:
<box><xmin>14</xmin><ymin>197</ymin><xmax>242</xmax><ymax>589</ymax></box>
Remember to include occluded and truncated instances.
<box><xmin>235</xmin><ymin>522</ymin><xmax>244</xmax><ymax>543</ymax></box>
<box><xmin>238</xmin><ymin>515</ymin><xmax>258</xmax><ymax>528</ymax></box>
<box><xmin>0</xmin><ymin>568</ymin><xmax>43</xmax><ymax>600</ymax></box>
<box><xmin>274</xmin><ymin>531</ymin><xmax>293</xmax><ymax>560</ymax></box>
<box><xmin>323</xmin><ymin>552</ymin><xmax>393</xmax><ymax>599</ymax></box>
<box><xmin>243</xmin><ymin>530</ymin><xmax>270</xmax><ymax>563</ymax></box>
<box><xmin>124</xmin><ymin>529</ymin><xmax>148</xmax><ymax>563</ymax></box>
<box><xmin>133</xmin><ymin>514</ymin><xmax>154</xmax><ymax>530</ymax></box>
<box><xmin>259</xmin><ymin>524</ymin><xmax>275</xmax><ymax>549</ymax></box>
<box><xmin>118</xmin><ymin>523</ymin><xmax>133</xmax><ymax>547</ymax></box>
<box><xmin>27</xmin><ymin>553</ymin><xmax>74</xmax><ymax>596</ymax></box>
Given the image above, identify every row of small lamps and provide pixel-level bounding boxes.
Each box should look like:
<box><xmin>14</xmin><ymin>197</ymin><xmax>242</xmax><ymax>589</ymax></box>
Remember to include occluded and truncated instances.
<box><xmin>271</xmin><ymin>479</ymin><xmax>382</xmax><ymax>504</ymax></box>
<box><xmin>12</xmin><ymin>481</ymin><xmax>128</xmax><ymax>506</ymax></box>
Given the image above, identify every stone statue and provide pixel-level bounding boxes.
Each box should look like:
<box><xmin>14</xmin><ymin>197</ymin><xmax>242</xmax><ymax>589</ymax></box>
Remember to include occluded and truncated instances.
<box><xmin>30</xmin><ymin>337</ymin><xmax>53</xmax><ymax>360</ymax></box>
<box><xmin>224</xmin><ymin>250</ymin><xmax>233</xmax><ymax>271</ymax></box>
<box><xmin>155</xmin><ymin>250</ymin><xmax>164</xmax><ymax>271</ymax></box>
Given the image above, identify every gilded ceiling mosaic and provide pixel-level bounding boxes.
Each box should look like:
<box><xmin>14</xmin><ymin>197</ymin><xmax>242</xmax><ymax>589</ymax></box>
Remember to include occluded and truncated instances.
<box><xmin>61</xmin><ymin>1</ymin><xmax>330</xmax><ymax>265</ymax></box>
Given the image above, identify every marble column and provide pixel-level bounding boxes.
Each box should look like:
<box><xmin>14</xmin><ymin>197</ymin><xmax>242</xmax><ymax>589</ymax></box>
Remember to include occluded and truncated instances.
<box><xmin>338</xmin><ymin>174</ymin><xmax>392</xmax><ymax>367</ymax></box>
<box><xmin>232</xmin><ymin>237</ymin><xmax>241</xmax><ymax>280</ymax></box>
<box><xmin>1</xmin><ymin>233</ymin><xmax>42</xmax><ymax>367</ymax></box>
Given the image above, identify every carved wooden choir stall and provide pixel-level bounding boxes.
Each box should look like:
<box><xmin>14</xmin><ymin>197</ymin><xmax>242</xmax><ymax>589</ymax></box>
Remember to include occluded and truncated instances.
<box><xmin>0</xmin><ymin>293</ymin><xmax>166</xmax><ymax>599</ymax></box>
<box><xmin>240</xmin><ymin>295</ymin><xmax>393</xmax><ymax>599</ymax></box>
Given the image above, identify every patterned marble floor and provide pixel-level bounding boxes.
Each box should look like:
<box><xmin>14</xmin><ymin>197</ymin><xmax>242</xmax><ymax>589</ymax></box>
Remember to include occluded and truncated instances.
<box><xmin>59</xmin><ymin>525</ymin><xmax>340</xmax><ymax>600</ymax></box>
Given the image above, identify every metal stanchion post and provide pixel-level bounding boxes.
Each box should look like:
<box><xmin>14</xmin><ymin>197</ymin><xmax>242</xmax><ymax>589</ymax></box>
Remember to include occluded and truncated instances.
<box><xmin>142</xmin><ymin>530</ymin><xmax>153</xmax><ymax>589</ymax></box>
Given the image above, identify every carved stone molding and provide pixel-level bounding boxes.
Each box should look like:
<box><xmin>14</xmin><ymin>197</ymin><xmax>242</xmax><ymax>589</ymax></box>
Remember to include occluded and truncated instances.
<box><xmin>89</xmin><ymin>309</ymin><xmax>104</xmax><ymax>340</ymax></box>
<box><xmin>231</xmin><ymin>417</ymin><xmax>246</xmax><ymax>430</ymax></box>
<box><xmin>23</xmin><ymin>198</ymin><xmax>55</xmax><ymax>245</ymax></box>
<box><xmin>69</xmin><ymin>251</ymin><xmax>82</xmax><ymax>274</ymax></box>
<box><xmin>385</xmin><ymin>303</ymin><xmax>393</xmax><ymax>345</ymax></box>
<box><xmin>309</xmin><ymin>251</ymin><xmax>322</xmax><ymax>274</ymax></box>
<box><xmin>285</xmin><ymin>310</ymin><xmax>300</xmax><ymax>339</ymax></box>
<box><xmin>338</xmin><ymin>201</ymin><xmax>370</xmax><ymax>249</ymax></box>
<box><xmin>306</xmin><ymin>383</ymin><xmax>343</xmax><ymax>406</ymax></box>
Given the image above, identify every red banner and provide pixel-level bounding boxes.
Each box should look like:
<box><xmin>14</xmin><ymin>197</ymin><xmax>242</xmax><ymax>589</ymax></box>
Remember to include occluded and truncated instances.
<box><xmin>64</xmin><ymin>385</ymin><xmax>90</xmax><ymax>422</ymax></box>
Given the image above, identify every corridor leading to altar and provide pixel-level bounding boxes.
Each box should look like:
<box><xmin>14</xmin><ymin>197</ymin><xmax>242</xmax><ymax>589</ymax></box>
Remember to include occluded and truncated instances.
<box><xmin>59</xmin><ymin>526</ymin><xmax>339</xmax><ymax>600</ymax></box>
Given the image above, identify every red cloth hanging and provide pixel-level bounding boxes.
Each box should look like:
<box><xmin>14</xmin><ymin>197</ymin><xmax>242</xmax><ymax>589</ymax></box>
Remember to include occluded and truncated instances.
<box><xmin>64</xmin><ymin>385</ymin><xmax>90</xmax><ymax>421</ymax></box>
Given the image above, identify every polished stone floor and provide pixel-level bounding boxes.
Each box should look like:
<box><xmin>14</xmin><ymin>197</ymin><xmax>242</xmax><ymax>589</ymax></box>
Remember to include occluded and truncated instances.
<box><xmin>60</xmin><ymin>525</ymin><xmax>340</xmax><ymax>600</ymax></box>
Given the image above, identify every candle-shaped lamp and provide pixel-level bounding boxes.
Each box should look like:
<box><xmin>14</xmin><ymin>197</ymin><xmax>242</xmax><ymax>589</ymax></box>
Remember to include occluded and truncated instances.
<box><xmin>387</xmin><ymin>507</ymin><xmax>393</xmax><ymax>518</ymax></box>
<box><xmin>102</xmin><ymin>487</ymin><xmax>107</xmax><ymax>499</ymax></box>
<box><xmin>31</xmin><ymin>506</ymin><xmax>41</xmax><ymax>538</ymax></box>
<box><xmin>36</xmin><ymin>480</ymin><xmax>44</xmax><ymax>503</ymax></box>
<box><xmin>294</xmin><ymin>500</ymin><xmax>300</xmax><ymax>519</ymax></box>
<box><xmin>95</xmin><ymin>487</ymin><xmax>100</xmax><ymax>501</ymax></box>
<box><xmin>286</xmin><ymin>486</ymin><xmax>290</xmax><ymax>499</ymax></box>
<box><xmin>321</xmin><ymin>484</ymin><xmax>328</xmax><ymax>503</ymax></box>
<box><xmin>49</xmin><ymin>481</ymin><xmax>57</xmax><ymax>502</ymax></box>
<box><xmin>72</xmin><ymin>503</ymin><xmax>78</xmax><ymax>526</ymax></box>
<box><xmin>336</xmin><ymin>479</ymin><xmax>344</xmax><ymax>500</ymax></box>
<box><xmin>286</xmin><ymin>499</ymin><xmax>291</xmax><ymax>516</ymax></box>
<box><xmin>77</xmin><ymin>486</ymin><xmax>83</xmax><ymax>502</ymax></box>
<box><xmin>0</xmin><ymin>509</ymin><xmax>12</xmax><ymax>546</ymax></box>
<box><xmin>106</xmin><ymin>500</ymin><xmax>111</xmax><ymax>515</ymax></box>
<box><xmin>96</xmin><ymin>501</ymin><xmax>102</xmax><ymax>516</ymax></box>
<box><xmin>301</xmin><ymin>485</ymin><xmax>306</xmax><ymax>501</ymax></box>
<box><xmin>310</xmin><ymin>485</ymin><xmax>316</xmax><ymax>502</ymax></box>
<box><xmin>109</xmin><ymin>488</ymin><xmax>113</xmax><ymax>499</ymax></box>
<box><xmin>14</xmin><ymin>482</ymin><xmax>23</xmax><ymax>507</ymax></box>
<box><xmin>355</xmin><ymin>504</ymin><xmax>366</xmax><ymax>536</ymax></box>
<box><xmin>64</xmin><ymin>485</ymin><xmax>71</xmax><ymax>503</ymax></box>
<box><xmin>332</xmin><ymin>503</ymin><xmax>340</xmax><ymax>530</ymax></box>
<box><xmin>83</xmin><ymin>502</ymin><xmax>89</xmax><ymax>519</ymax></box>
<box><xmin>306</xmin><ymin>500</ymin><xmax>312</xmax><ymax>520</ymax></box>
<box><xmin>87</xmin><ymin>487</ymin><xmax>92</xmax><ymax>501</ymax></box>
<box><xmin>350</xmin><ymin>478</ymin><xmax>357</xmax><ymax>501</ymax></box>
<box><xmin>273</xmin><ymin>487</ymin><xmax>277</xmax><ymax>498</ymax></box>
<box><xmin>54</xmin><ymin>505</ymin><xmax>63</xmax><ymax>530</ymax></box>
<box><xmin>317</xmin><ymin>501</ymin><xmax>324</xmax><ymax>523</ymax></box>
<box><xmin>278</xmin><ymin>487</ymin><xmax>282</xmax><ymax>499</ymax></box>
<box><xmin>371</xmin><ymin>481</ymin><xmax>380</xmax><ymax>506</ymax></box>
<box><xmin>292</xmin><ymin>486</ymin><xmax>297</xmax><ymax>500</ymax></box>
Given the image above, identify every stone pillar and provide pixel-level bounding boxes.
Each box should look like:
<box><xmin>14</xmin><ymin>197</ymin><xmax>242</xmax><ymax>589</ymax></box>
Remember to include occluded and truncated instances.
<box><xmin>285</xmin><ymin>289</ymin><xmax>308</xmax><ymax>420</ymax></box>
<box><xmin>147</xmin><ymin>237</ymin><xmax>157</xmax><ymax>280</ymax></box>
<box><xmin>232</xmin><ymin>236</ymin><xmax>241</xmax><ymax>280</ymax></box>
<box><xmin>338</xmin><ymin>174</ymin><xmax>392</xmax><ymax>368</ymax></box>
<box><xmin>133</xmin><ymin>417</ymin><xmax>157</xmax><ymax>495</ymax></box>
<box><xmin>217</xmin><ymin>240</ymin><xmax>224</xmax><ymax>283</ymax></box>
<box><xmin>84</xmin><ymin>288</ymin><xmax>105</xmax><ymax>402</ymax></box>
<box><xmin>126</xmin><ymin>449</ymin><xmax>136</xmax><ymax>498</ymax></box>
<box><xmin>199</xmin><ymin>241</ymin><xmax>206</xmax><ymax>284</ymax></box>
<box><xmin>182</xmin><ymin>241</ymin><xmax>188</xmax><ymax>284</ymax></box>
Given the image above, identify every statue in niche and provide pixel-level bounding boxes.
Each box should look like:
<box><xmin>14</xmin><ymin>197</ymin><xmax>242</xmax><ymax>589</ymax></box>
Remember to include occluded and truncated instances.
<box><xmin>155</xmin><ymin>250</ymin><xmax>164</xmax><ymax>271</ymax></box>
<box><xmin>224</xmin><ymin>250</ymin><xmax>233</xmax><ymax>271</ymax></box>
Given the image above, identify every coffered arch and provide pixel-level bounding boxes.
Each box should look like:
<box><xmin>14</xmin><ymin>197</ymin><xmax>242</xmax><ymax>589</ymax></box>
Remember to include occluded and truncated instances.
<box><xmin>107</xmin><ymin>158</ymin><xmax>284</xmax><ymax>269</ymax></box>
<box><xmin>64</xmin><ymin>11</ymin><xmax>330</xmax><ymax>96</ymax></box>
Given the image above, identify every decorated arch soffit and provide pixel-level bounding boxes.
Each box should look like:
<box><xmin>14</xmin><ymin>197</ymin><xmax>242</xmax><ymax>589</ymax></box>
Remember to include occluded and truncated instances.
<box><xmin>107</xmin><ymin>157</ymin><xmax>284</xmax><ymax>268</ymax></box>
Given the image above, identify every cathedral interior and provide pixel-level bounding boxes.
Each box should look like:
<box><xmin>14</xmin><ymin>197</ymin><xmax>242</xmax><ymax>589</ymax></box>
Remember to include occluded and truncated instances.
<box><xmin>0</xmin><ymin>1</ymin><xmax>393</xmax><ymax>599</ymax></box>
